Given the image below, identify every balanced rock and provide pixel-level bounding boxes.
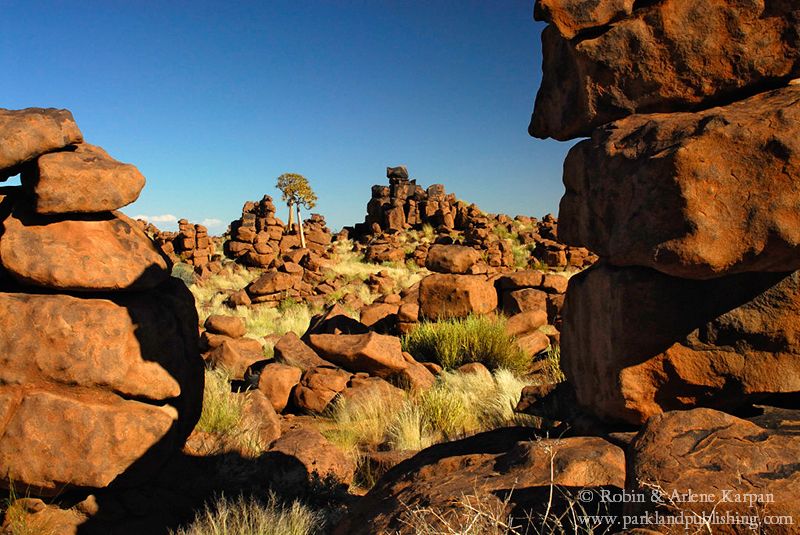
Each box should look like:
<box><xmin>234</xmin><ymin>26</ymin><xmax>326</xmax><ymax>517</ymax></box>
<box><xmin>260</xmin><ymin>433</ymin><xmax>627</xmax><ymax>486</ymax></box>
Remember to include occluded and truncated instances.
<box><xmin>560</xmin><ymin>85</ymin><xmax>800</xmax><ymax>279</ymax></box>
<box><xmin>0</xmin><ymin>206</ymin><xmax>169</xmax><ymax>291</ymax></box>
<box><xmin>531</xmin><ymin>0</ymin><xmax>800</xmax><ymax>140</ymax></box>
<box><xmin>562</xmin><ymin>264</ymin><xmax>800</xmax><ymax>424</ymax></box>
<box><xmin>0</xmin><ymin>108</ymin><xmax>82</xmax><ymax>178</ymax></box>
<box><xmin>26</xmin><ymin>143</ymin><xmax>145</xmax><ymax>214</ymax></box>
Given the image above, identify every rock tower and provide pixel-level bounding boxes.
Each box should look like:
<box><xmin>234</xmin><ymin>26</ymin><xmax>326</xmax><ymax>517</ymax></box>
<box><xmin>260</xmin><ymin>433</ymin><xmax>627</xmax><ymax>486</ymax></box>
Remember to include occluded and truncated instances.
<box><xmin>0</xmin><ymin>108</ymin><xmax>203</xmax><ymax>495</ymax></box>
<box><xmin>532</xmin><ymin>0</ymin><xmax>800</xmax><ymax>424</ymax></box>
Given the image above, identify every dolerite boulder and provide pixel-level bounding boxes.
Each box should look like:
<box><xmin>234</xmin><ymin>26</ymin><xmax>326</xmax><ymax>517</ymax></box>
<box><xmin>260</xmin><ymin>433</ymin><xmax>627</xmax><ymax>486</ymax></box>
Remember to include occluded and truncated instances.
<box><xmin>0</xmin><ymin>109</ymin><xmax>203</xmax><ymax>496</ymax></box>
<box><xmin>626</xmin><ymin>408</ymin><xmax>800</xmax><ymax>534</ymax></box>
<box><xmin>419</xmin><ymin>274</ymin><xmax>498</xmax><ymax>320</ymax></box>
<box><xmin>0</xmin><ymin>108</ymin><xmax>83</xmax><ymax>178</ymax></box>
<box><xmin>531</xmin><ymin>0</ymin><xmax>800</xmax><ymax>140</ymax></box>
<box><xmin>562</xmin><ymin>264</ymin><xmax>800</xmax><ymax>425</ymax></box>
<box><xmin>560</xmin><ymin>86</ymin><xmax>800</xmax><ymax>279</ymax></box>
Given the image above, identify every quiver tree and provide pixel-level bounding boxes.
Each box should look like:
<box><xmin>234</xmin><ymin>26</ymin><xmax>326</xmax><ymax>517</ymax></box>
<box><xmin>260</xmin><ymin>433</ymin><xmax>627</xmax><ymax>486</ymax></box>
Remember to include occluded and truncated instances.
<box><xmin>276</xmin><ymin>172</ymin><xmax>317</xmax><ymax>248</ymax></box>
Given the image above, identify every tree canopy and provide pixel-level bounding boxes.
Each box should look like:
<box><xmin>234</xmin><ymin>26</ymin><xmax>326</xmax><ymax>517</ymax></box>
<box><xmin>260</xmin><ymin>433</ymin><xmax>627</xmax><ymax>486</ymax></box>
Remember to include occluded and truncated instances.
<box><xmin>276</xmin><ymin>173</ymin><xmax>317</xmax><ymax>210</ymax></box>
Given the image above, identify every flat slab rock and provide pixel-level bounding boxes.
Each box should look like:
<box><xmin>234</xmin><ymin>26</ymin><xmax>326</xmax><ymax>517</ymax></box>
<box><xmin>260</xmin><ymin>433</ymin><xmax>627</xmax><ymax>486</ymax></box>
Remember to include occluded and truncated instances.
<box><xmin>627</xmin><ymin>408</ymin><xmax>800</xmax><ymax>534</ymax></box>
<box><xmin>0</xmin><ymin>108</ymin><xmax>83</xmax><ymax>178</ymax></box>
<box><xmin>334</xmin><ymin>427</ymin><xmax>625</xmax><ymax>535</ymax></box>
<box><xmin>562</xmin><ymin>263</ymin><xmax>800</xmax><ymax>424</ymax></box>
<box><xmin>25</xmin><ymin>143</ymin><xmax>145</xmax><ymax>214</ymax></box>
<box><xmin>531</xmin><ymin>0</ymin><xmax>800</xmax><ymax>140</ymax></box>
<box><xmin>0</xmin><ymin>205</ymin><xmax>169</xmax><ymax>291</ymax></box>
<box><xmin>0</xmin><ymin>279</ymin><xmax>203</xmax><ymax>495</ymax></box>
<box><xmin>560</xmin><ymin>85</ymin><xmax>800</xmax><ymax>279</ymax></box>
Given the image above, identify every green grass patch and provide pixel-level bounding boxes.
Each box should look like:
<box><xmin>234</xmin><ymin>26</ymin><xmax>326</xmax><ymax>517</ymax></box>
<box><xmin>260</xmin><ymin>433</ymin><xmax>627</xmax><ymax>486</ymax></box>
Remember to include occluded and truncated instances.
<box><xmin>401</xmin><ymin>315</ymin><xmax>529</xmax><ymax>373</ymax></box>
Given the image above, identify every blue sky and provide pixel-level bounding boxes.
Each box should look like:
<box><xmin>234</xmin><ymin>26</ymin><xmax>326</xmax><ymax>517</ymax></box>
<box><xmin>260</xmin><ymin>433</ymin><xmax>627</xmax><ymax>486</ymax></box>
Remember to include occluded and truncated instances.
<box><xmin>1</xmin><ymin>1</ymin><xmax>573</xmax><ymax>233</ymax></box>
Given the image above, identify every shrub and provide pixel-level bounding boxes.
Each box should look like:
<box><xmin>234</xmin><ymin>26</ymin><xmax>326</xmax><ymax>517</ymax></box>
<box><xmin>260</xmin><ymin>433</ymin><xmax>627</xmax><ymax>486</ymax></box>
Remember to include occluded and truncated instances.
<box><xmin>171</xmin><ymin>492</ymin><xmax>321</xmax><ymax>535</ymax></box>
<box><xmin>402</xmin><ymin>315</ymin><xmax>529</xmax><ymax>373</ymax></box>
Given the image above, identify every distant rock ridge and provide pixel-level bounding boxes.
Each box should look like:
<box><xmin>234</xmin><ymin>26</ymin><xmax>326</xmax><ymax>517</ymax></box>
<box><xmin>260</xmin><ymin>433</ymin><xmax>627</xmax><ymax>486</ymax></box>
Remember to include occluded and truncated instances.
<box><xmin>0</xmin><ymin>108</ymin><xmax>203</xmax><ymax>496</ymax></box>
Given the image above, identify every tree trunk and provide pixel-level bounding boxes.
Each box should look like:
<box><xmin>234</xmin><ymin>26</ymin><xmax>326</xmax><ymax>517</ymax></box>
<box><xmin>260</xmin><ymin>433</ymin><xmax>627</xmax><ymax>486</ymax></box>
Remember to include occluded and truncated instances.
<box><xmin>297</xmin><ymin>205</ymin><xmax>306</xmax><ymax>248</ymax></box>
<box><xmin>286</xmin><ymin>201</ymin><xmax>295</xmax><ymax>231</ymax></box>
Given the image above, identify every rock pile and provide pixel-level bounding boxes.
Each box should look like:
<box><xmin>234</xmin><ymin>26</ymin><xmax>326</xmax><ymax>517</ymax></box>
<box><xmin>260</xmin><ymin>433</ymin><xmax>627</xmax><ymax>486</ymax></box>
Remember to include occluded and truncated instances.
<box><xmin>224</xmin><ymin>195</ymin><xmax>333</xmax><ymax>268</ymax></box>
<box><xmin>531</xmin><ymin>0</ymin><xmax>800</xmax><ymax>426</ymax></box>
<box><xmin>350</xmin><ymin>165</ymin><xmax>595</xmax><ymax>271</ymax></box>
<box><xmin>0</xmin><ymin>108</ymin><xmax>203</xmax><ymax>495</ymax></box>
<box><xmin>162</xmin><ymin>219</ymin><xmax>214</xmax><ymax>268</ymax></box>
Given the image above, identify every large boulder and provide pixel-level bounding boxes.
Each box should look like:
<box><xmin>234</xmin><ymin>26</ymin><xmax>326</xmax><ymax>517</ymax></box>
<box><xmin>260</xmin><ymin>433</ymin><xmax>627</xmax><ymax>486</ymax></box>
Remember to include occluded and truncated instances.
<box><xmin>0</xmin><ymin>108</ymin><xmax>82</xmax><ymax>178</ymax></box>
<box><xmin>291</xmin><ymin>366</ymin><xmax>351</xmax><ymax>413</ymax></box>
<box><xmin>560</xmin><ymin>86</ymin><xmax>800</xmax><ymax>279</ymax></box>
<box><xmin>267</xmin><ymin>427</ymin><xmax>356</xmax><ymax>487</ymax></box>
<box><xmin>273</xmin><ymin>331</ymin><xmax>333</xmax><ymax>370</ymax></box>
<box><xmin>531</xmin><ymin>0</ymin><xmax>800</xmax><ymax>140</ymax></box>
<box><xmin>626</xmin><ymin>408</ymin><xmax>800</xmax><ymax>534</ymax></box>
<box><xmin>562</xmin><ymin>264</ymin><xmax>800</xmax><ymax>424</ymax></box>
<box><xmin>419</xmin><ymin>274</ymin><xmax>498</xmax><ymax>320</ymax></box>
<box><xmin>425</xmin><ymin>244</ymin><xmax>480</xmax><ymax>274</ymax></box>
<box><xmin>25</xmin><ymin>143</ymin><xmax>145</xmax><ymax>214</ymax></box>
<box><xmin>0</xmin><ymin>206</ymin><xmax>169</xmax><ymax>291</ymax></box>
<box><xmin>534</xmin><ymin>0</ymin><xmax>634</xmax><ymax>39</ymax></box>
<box><xmin>257</xmin><ymin>363</ymin><xmax>303</xmax><ymax>413</ymax></box>
<box><xmin>334</xmin><ymin>427</ymin><xmax>625</xmax><ymax>535</ymax></box>
<box><xmin>307</xmin><ymin>332</ymin><xmax>408</xmax><ymax>378</ymax></box>
<box><xmin>0</xmin><ymin>279</ymin><xmax>203</xmax><ymax>495</ymax></box>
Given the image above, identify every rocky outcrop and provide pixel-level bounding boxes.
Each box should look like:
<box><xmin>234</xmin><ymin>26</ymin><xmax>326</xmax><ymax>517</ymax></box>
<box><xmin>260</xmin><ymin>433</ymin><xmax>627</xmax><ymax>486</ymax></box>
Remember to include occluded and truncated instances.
<box><xmin>535</xmin><ymin>0</ymin><xmax>800</xmax><ymax>423</ymax></box>
<box><xmin>0</xmin><ymin>109</ymin><xmax>203</xmax><ymax>495</ymax></box>
<box><xmin>531</xmin><ymin>0</ymin><xmax>800</xmax><ymax>140</ymax></box>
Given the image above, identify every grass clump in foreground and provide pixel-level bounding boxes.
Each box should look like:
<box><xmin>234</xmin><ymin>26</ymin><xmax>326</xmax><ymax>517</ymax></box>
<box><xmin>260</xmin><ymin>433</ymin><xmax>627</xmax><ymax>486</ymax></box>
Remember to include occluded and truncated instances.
<box><xmin>401</xmin><ymin>315</ymin><xmax>529</xmax><ymax>374</ymax></box>
<box><xmin>172</xmin><ymin>492</ymin><xmax>321</xmax><ymax>535</ymax></box>
<box><xmin>325</xmin><ymin>369</ymin><xmax>531</xmax><ymax>465</ymax></box>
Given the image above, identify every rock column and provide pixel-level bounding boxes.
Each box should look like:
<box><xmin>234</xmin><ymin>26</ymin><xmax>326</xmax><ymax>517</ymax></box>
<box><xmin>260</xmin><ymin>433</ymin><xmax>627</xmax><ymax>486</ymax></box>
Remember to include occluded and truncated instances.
<box><xmin>531</xmin><ymin>1</ymin><xmax>800</xmax><ymax>424</ymax></box>
<box><xmin>0</xmin><ymin>108</ymin><xmax>203</xmax><ymax>495</ymax></box>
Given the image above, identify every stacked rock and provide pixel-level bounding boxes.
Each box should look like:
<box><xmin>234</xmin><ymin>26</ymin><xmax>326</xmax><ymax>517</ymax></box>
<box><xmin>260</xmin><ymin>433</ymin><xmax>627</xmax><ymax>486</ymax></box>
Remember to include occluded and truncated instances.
<box><xmin>0</xmin><ymin>108</ymin><xmax>203</xmax><ymax>495</ymax></box>
<box><xmin>154</xmin><ymin>219</ymin><xmax>214</xmax><ymax>268</ymax></box>
<box><xmin>300</xmin><ymin>213</ymin><xmax>333</xmax><ymax>254</ymax></box>
<box><xmin>225</xmin><ymin>195</ymin><xmax>286</xmax><ymax>267</ymax></box>
<box><xmin>532</xmin><ymin>1</ymin><xmax>800</xmax><ymax>425</ymax></box>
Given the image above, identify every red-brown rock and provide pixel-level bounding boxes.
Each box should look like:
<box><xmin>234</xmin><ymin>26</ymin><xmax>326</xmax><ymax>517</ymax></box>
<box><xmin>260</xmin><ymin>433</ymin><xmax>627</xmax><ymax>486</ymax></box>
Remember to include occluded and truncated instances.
<box><xmin>563</xmin><ymin>264</ymin><xmax>800</xmax><ymax>424</ymax></box>
<box><xmin>273</xmin><ymin>331</ymin><xmax>332</xmax><ymax>370</ymax></box>
<box><xmin>257</xmin><ymin>363</ymin><xmax>303</xmax><ymax>413</ymax></box>
<box><xmin>203</xmin><ymin>314</ymin><xmax>247</xmax><ymax>339</ymax></box>
<box><xmin>425</xmin><ymin>244</ymin><xmax>480</xmax><ymax>274</ymax></box>
<box><xmin>531</xmin><ymin>0</ymin><xmax>800</xmax><ymax>140</ymax></box>
<box><xmin>27</xmin><ymin>143</ymin><xmax>145</xmax><ymax>214</ymax></box>
<box><xmin>267</xmin><ymin>427</ymin><xmax>355</xmax><ymax>486</ymax></box>
<box><xmin>291</xmin><ymin>366</ymin><xmax>351</xmax><ymax>413</ymax></box>
<box><xmin>307</xmin><ymin>332</ymin><xmax>409</xmax><ymax>378</ymax></box>
<box><xmin>534</xmin><ymin>0</ymin><xmax>634</xmax><ymax>39</ymax></box>
<box><xmin>560</xmin><ymin>86</ymin><xmax>800</xmax><ymax>279</ymax></box>
<box><xmin>0</xmin><ymin>108</ymin><xmax>83</xmax><ymax>178</ymax></box>
<box><xmin>419</xmin><ymin>274</ymin><xmax>498</xmax><ymax>320</ymax></box>
<box><xmin>0</xmin><ymin>208</ymin><xmax>168</xmax><ymax>291</ymax></box>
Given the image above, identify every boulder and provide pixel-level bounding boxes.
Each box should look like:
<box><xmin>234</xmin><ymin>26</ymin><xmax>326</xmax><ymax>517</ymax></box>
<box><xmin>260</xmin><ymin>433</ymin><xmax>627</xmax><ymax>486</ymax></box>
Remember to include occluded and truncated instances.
<box><xmin>334</xmin><ymin>428</ymin><xmax>625</xmax><ymax>535</ymax></box>
<box><xmin>267</xmin><ymin>427</ymin><xmax>356</xmax><ymax>487</ymax></box>
<box><xmin>307</xmin><ymin>332</ymin><xmax>408</xmax><ymax>378</ymax></box>
<box><xmin>26</xmin><ymin>143</ymin><xmax>145</xmax><ymax>214</ymax></box>
<box><xmin>205</xmin><ymin>341</ymin><xmax>263</xmax><ymax>380</ymax></box>
<box><xmin>627</xmin><ymin>408</ymin><xmax>800</xmax><ymax>534</ymax></box>
<box><xmin>241</xmin><ymin>390</ymin><xmax>282</xmax><ymax>448</ymax></box>
<box><xmin>341</xmin><ymin>376</ymin><xmax>406</xmax><ymax>407</ymax></box>
<box><xmin>0</xmin><ymin>208</ymin><xmax>168</xmax><ymax>291</ymax></box>
<box><xmin>0</xmin><ymin>108</ymin><xmax>82</xmax><ymax>178</ymax></box>
<box><xmin>419</xmin><ymin>274</ymin><xmax>498</xmax><ymax>320</ymax></box>
<box><xmin>273</xmin><ymin>331</ymin><xmax>332</xmax><ymax>370</ymax></box>
<box><xmin>560</xmin><ymin>85</ymin><xmax>800</xmax><ymax>279</ymax></box>
<box><xmin>257</xmin><ymin>363</ymin><xmax>303</xmax><ymax>413</ymax></box>
<box><xmin>292</xmin><ymin>366</ymin><xmax>351</xmax><ymax>413</ymax></box>
<box><xmin>495</xmin><ymin>270</ymin><xmax>544</xmax><ymax>290</ymax></box>
<box><xmin>0</xmin><ymin>279</ymin><xmax>203</xmax><ymax>495</ymax></box>
<box><xmin>501</xmin><ymin>288</ymin><xmax>548</xmax><ymax>315</ymax></box>
<box><xmin>562</xmin><ymin>264</ymin><xmax>800</xmax><ymax>424</ymax></box>
<box><xmin>203</xmin><ymin>314</ymin><xmax>247</xmax><ymax>339</ymax></box>
<box><xmin>505</xmin><ymin>310</ymin><xmax>548</xmax><ymax>337</ymax></box>
<box><xmin>247</xmin><ymin>271</ymin><xmax>294</xmax><ymax>296</ymax></box>
<box><xmin>531</xmin><ymin>0</ymin><xmax>800</xmax><ymax>139</ymax></box>
<box><xmin>425</xmin><ymin>244</ymin><xmax>480</xmax><ymax>274</ymax></box>
<box><xmin>516</xmin><ymin>331</ymin><xmax>550</xmax><ymax>358</ymax></box>
<box><xmin>534</xmin><ymin>0</ymin><xmax>634</xmax><ymax>39</ymax></box>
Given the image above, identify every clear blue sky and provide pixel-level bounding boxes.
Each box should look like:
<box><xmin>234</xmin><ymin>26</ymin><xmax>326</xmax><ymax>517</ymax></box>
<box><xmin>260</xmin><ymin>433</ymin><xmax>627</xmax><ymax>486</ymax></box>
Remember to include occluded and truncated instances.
<box><xmin>1</xmin><ymin>1</ymin><xmax>573</xmax><ymax>233</ymax></box>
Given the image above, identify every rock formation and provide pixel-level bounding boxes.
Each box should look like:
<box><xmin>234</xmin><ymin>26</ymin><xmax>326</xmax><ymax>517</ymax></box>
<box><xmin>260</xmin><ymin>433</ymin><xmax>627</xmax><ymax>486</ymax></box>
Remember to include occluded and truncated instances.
<box><xmin>531</xmin><ymin>0</ymin><xmax>800</xmax><ymax>426</ymax></box>
<box><xmin>0</xmin><ymin>108</ymin><xmax>203</xmax><ymax>495</ymax></box>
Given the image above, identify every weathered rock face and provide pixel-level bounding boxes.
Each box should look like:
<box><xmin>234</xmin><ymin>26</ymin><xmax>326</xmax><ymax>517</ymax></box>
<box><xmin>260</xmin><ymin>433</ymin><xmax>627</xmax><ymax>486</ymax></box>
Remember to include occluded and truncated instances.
<box><xmin>0</xmin><ymin>109</ymin><xmax>203</xmax><ymax>496</ymax></box>
<box><xmin>335</xmin><ymin>428</ymin><xmax>625</xmax><ymax>535</ymax></box>
<box><xmin>531</xmin><ymin>0</ymin><xmax>800</xmax><ymax>140</ymax></box>
<box><xmin>560</xmin><ymin>86</ymin><xmax>800</xmax><ymax>279</ymax></box>
<box><xmin>563</xmin><ymin>264</ymin><xmax>800</xmax><ymax>424</ymax></box>
<box><xmin>534</xmin><ymin>0</ymin><xmax>634</xmax><ymax>39</ymax></box>
<box><xmin>627</xmin><ymin>408</ymin><xmax>800</xmax><ymax>534</ymax></box>
<box><xmin>419</xmin><ymin>274</ymin><xmax>498</xmax><ymax>320</ymax></box>
<box><xmin>25</xmin><ymin>143</ymin><xmax>145</xmax><ymax>214</ymax></box>
<box><xmin>0</xmin><ymin>206</ymin><xmax>169</xmax><ymax>291</ymax></box>
<box><xmin>0</xmin><ymin>108</ymin><xmax>83</xmax><ymax>178</ymax></box>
